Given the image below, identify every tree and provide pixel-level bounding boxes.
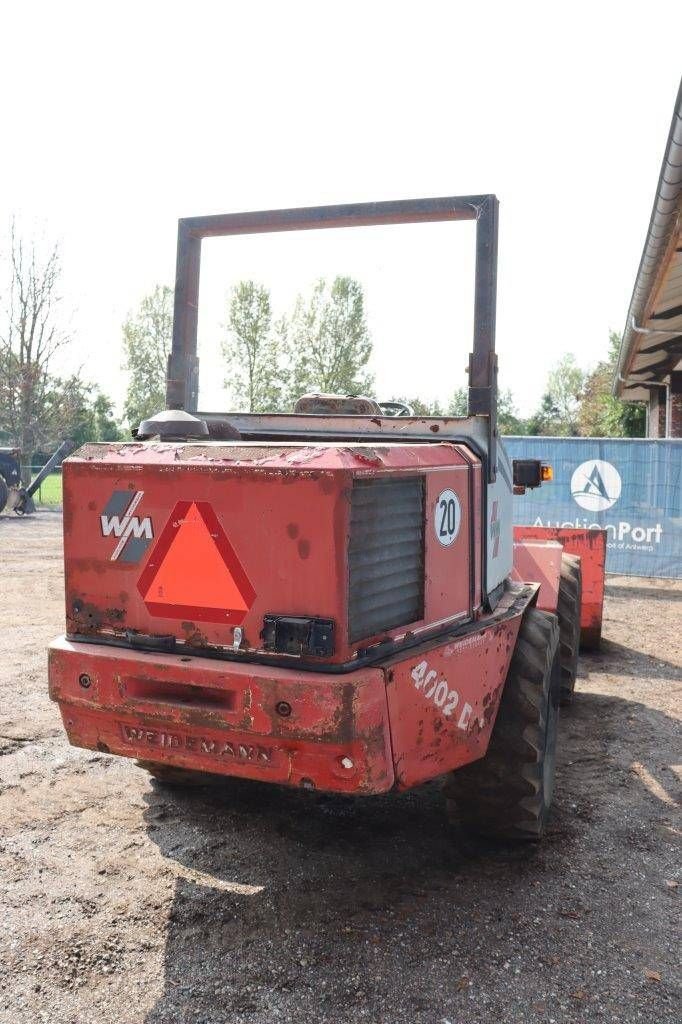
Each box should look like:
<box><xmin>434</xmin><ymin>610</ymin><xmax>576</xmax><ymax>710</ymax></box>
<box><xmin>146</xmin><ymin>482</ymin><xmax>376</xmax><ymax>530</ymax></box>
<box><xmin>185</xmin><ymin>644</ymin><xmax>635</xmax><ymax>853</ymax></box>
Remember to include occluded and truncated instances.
<box><xmin>91</xmin><ymin>392</ymin><xmax>123</xmax><ymax>441</ymax></box>
<box><xmin>529</xmin><ymin>354</ymin><xmax>585</xmax><ymax>435</ymax></box>
<box><xmin>407</xmin><ymin>397</ymin><xmax>444</xmax><ymax>416</ymax></box>
<box><xmin>497</xmin><ymin>389</ymin><xmax>527</xmax><ymax>435</ymax></box>
<box><xmin>222</xmin><ymin>281</ymin><xmax>284</xmax><ymax>412</ymax></box>
<box><xmin>284</xmin><ymin>277</ymin><xmax>373</xmax><ymax>404</ymax></box>
<box><xmin>38</xmin><ymin>378</ymin><xmax>123</xmax><ymax>454</ymax></box>
<box><xmin>579</xmin><ymin>331</ymin><xmax>645</xmax><ymax>437</ymax></box>
<box><xmin>546</xmin><ymin>354</ymin><xmax>584</xmax><ymax>434</ymax></box>
<box><xmin>0</xmin><ymin>225</ymin><xmax>70</xmax><ymax>474</ymax></box>
<box><xmin>122</xmin><ymin>285</ymin><xmax>173</xmax><ymax>429</ymax></box>
<box><xmin>448</xmin><ymin>386</ymin><xmax>527</xmax><ymax>433</ymax></box>
<box><xmin>526</xmin><ymin>392</ymin><xmax>557</xmax><ymax>436</ymax></box>
<box><xmin>448</xmin><ymin>387</ymin><xmax>469</xmax><ymax>416</ymax></box>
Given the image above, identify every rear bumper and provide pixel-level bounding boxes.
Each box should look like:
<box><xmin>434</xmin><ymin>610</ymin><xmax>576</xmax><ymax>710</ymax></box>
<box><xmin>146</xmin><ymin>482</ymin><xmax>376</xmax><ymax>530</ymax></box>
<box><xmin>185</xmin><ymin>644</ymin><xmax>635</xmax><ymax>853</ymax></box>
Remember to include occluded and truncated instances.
<box><xmin>48</xmin><ymin>636</ymin><xmax>395</xmax><ymax>794</ymax></box>
<box><xmin>48</xmin><ymin>585</ymin><xmax>532</xmax><ymax>795</ymax></box>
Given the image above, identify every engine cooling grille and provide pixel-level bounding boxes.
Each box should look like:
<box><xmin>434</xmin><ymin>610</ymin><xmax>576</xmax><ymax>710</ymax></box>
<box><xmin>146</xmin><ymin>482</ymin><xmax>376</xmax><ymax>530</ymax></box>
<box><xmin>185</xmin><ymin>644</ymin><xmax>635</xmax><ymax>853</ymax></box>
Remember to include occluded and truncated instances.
<box><xmin>348</xmin><ymin>476</ymin><xmax>425</xmax><ymax>643</ymax></box>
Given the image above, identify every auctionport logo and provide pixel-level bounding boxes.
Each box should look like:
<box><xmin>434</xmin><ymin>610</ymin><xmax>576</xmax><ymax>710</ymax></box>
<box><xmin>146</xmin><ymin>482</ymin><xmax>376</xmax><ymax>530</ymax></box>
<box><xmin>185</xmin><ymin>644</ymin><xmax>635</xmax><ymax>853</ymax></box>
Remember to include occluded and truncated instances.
<box><xmin>533</xmin><ymin>455</ymin><xmax>664</xmax><ymax>551</ymax></box>
<box><xmin>570</xmin><ymin>459</ymin><xmax>622</xmax><ymax>512</ymax></box>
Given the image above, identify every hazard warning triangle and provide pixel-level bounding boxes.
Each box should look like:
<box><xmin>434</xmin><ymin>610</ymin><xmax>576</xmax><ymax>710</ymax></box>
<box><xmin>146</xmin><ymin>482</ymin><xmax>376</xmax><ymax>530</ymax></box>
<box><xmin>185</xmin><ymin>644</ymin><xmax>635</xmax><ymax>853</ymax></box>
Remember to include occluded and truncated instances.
<box><xmin>137</xmin><ymin>501</ymin><xmax>256</xmax><ymax>624</ymax></box>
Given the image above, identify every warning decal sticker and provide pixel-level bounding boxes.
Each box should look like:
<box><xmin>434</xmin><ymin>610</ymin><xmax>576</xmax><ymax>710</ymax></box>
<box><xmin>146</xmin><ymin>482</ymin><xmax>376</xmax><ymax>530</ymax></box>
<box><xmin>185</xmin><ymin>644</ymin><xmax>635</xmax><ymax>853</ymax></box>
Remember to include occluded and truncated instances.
<box><xmin>137</xmin><ymin>501</ymin><xmax>256</xmax><ymax>623</ymax></box>
<box><xmin>434</xmin><ymin>488</ymin><xmax>461</xmax><ymax>547</ymax></box>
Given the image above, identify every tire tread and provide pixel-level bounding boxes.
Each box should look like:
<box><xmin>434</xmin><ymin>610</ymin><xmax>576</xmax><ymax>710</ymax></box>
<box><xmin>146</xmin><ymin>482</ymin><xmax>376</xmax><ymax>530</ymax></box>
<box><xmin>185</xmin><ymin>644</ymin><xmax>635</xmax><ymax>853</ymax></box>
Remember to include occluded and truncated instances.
<box><xmin>557</xmin><ymin>555</ymin><xmax>582</xmax><ymax>704</ymax></box>
<box><xmin>444</xmin><ymin>607</ymin><xmax>560</xmax><ymax>840</ymax></box>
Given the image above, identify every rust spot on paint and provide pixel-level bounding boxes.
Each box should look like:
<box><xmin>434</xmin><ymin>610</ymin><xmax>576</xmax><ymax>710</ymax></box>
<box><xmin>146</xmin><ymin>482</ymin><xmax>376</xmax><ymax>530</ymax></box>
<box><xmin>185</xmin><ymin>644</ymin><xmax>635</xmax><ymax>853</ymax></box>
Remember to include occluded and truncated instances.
<box><xmin>348</xmin><ymin>446</ymin><xmax>383</xmax><ymax>465</ymax></box>
<box><xmin>181</xmin><ymin>622</ymin><xmax>210</xmax><ymax>647</ymax></box>
<box><xmin>69</xmin><ymin>597</ymin><xmax>125</xmax><ymax>633</ymax></box>
<box><xmin>182</xmin><ymin>707</ymin><xmax>234</xmax><ymax>729</ymax></box>
<box><xmin>482</xmin><ymin>681</ymin><xmax>504</xmax><ymax>725</ymax></box>
<box><xmin>429</xmin><ymin>423</ymin><xmax>440</xmax><ymax>433</ymax></box>
<box><xmin>298</xmin><ymin>539</ymin><xmax>310</xmax><ymax>559</ymax></box>
<box><xmin>287</xmin><ymin>523</ymin><xmax>299</xmax><ymax>539</ymax></box>
<box><xmin>88</xmin><ymin>500</ymin><xmax>96</xmax><ymax>511</ymax></box>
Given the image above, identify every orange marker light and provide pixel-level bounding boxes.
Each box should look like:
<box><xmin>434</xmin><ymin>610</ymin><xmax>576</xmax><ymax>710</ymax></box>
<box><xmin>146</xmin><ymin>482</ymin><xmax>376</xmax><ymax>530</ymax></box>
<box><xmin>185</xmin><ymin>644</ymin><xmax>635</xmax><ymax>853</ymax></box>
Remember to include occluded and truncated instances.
<box><xmin>541</xmin><ymin>464</ymin><xmax>553</xmax><ymax>481</ymax></box>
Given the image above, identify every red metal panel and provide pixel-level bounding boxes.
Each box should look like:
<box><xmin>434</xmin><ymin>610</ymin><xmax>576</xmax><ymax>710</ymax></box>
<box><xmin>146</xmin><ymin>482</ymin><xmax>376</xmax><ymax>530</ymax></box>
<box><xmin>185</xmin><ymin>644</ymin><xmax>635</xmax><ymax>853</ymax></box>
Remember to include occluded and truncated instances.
<box><xmin>511</xmin><ymin>539</ymin><xmax>563</xmax><ymax>613</ymax></box>
<box><xmin>63</xmin><ymin>441</ymin><xmax>480</xmax><ymax>663</ymax></box>
<box><xmin>513</xmin><ymin>526</ymin><xmax>606</xmax><ymax>648</ymax></box>
<box><xmin>385</xmin><ymin>606</ymin><xmax>523</xmax><ymax>789</ymax></box>
<box><xmin>423</xmin><ymin>467</ymin><xmax>475</xmax><ymax>626</ymax></box>
<box><xmin>48</xmin><ymin>636</ymin><xmax>394</xmax><ymax>794</ymax></box>
<box><xmin>64</xmin><ymin>458</ymin><xmax>347</xmax><ymax>654</ymax></box>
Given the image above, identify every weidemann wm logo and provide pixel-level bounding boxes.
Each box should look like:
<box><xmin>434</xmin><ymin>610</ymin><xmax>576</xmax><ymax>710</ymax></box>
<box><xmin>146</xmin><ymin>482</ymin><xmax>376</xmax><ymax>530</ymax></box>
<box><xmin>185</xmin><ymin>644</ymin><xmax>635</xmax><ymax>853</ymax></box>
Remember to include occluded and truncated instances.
<box><xmin>100</xmin><ymin>490</ymin><xmax>153</xmax><ymax>562</ymax></box>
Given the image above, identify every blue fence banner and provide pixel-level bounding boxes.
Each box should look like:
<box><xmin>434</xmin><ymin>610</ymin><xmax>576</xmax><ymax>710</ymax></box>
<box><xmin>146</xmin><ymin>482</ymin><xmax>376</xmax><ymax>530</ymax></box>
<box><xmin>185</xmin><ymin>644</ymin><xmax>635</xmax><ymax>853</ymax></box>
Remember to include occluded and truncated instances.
<box><xmin>502</xmin><ymin>437</ymin><xmax>682</xmax><ymax>579</ymax></box>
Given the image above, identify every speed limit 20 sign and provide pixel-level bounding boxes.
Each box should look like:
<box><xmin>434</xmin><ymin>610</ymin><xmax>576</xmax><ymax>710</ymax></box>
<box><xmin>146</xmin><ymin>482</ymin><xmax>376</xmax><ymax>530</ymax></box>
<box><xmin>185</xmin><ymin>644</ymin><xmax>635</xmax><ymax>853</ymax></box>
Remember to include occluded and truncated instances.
<box><xmin>434</xmin><ymin>489</ymin><xmax>461</xmax><ymax>547</ymax></box>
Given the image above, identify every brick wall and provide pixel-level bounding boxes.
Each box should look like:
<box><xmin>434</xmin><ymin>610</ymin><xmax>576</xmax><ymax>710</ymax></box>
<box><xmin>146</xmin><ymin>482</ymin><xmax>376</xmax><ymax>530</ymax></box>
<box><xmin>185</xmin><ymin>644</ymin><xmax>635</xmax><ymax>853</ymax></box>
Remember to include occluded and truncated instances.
<box><xmin>670</xmin><ymin>372</ymin><xmax>682</xmax><ymax>438</ymax></box>
<box><xmin>648</xmin><ymin>388</ymin><xmax>667</xmax><ymax>437</ymax></box>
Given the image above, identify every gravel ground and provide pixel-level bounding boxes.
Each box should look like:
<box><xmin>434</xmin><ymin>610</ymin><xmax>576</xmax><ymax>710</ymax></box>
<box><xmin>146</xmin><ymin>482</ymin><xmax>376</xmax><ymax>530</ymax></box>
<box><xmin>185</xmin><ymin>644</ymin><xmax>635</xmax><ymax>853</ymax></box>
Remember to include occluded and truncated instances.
<box><xmin>0</xmin><ymin>509</ymin><xmax>680</xmax><ymax>1024</ymax></box>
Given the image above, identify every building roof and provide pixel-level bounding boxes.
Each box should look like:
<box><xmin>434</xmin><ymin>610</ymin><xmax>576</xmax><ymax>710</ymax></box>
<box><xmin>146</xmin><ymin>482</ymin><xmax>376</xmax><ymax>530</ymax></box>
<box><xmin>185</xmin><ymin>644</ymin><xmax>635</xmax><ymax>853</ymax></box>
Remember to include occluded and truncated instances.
<box><xmin>614</xmin><ymin>78</ymin><xmax>682</xmax><ymax>400</ymax></box>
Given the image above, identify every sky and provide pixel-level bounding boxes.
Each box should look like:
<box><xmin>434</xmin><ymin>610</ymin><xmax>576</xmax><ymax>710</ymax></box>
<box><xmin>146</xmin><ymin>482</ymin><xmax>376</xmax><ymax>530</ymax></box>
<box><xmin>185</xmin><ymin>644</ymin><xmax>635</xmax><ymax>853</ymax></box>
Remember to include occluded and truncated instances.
<box><xmin>1</xmin><ymin>1</ymin><xmax>681</xmax><ymax>418</ymax></box>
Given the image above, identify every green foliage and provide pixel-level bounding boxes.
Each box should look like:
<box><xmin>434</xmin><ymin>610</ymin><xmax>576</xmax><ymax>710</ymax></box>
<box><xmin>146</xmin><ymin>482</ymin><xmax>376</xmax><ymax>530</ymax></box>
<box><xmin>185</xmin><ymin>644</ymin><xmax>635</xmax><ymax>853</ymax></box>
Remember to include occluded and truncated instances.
<box><xmin>578</xmin><ymin>330</ymin><xmax>645</xmax><ymax>437</ymax></box>
<box><xmin>223</xmin><ymin>281</ymin><xmax>284</xmax><ymax>412</ymax></box>
<box><xmin>40</xmin><ymin>376</ymin><xmax>123</xmax><ymax>450</ymax></box>
<box><xmin>384</xmin><ymin>390</ymin><xmax>522</xmax><ymax>430</ymax></box>
<box><xmin>0</xmin><ymin>227</ymin><xmax>70</xmax><ymax>470</ymax></box>
<box><xmin>91</xmin><ymin>392</ymin><xmax>123</xmax><ymax>441</ymax></box>
<box><xmin>526</xmin><ymin>392</ymin><xmax>557</xmax><ymax>436</ymax></box>
<box><xmin>543</xmin><ymin>354</ymin><xmax>585</xmax><ymax>435</ymax></box>
<box><xmin>525</xmin><ymin>356</ymin><xmax>584</xmax><ymax>435</ymax></box>
<box><xmin>122</xmin><ymin>285</ymin><xmax>173</xmax><ymax>429</ymax></box>
<box><xmin>115</xmin><ymin>279</ymin><xmax>643</xmax><ymax>443</ymax></box>
<box><xmin>497</xmin><ymin>389</ymin><xmax>527</xmax><ymax>434</ymax></box>
<box><xmin>527</xmin><ymin>338</ymin><xmax>645</xmax><ymax>437</ymax></box>
<box><xmin>0</xmin><ymin>227</ymin><xmax>122</xmax><ymax>460</ymax></box>
<box><xmin>1</xmin><ymin>372</ymin><xmax>122</xmax><ymax>461</ymax></box>
<box><xmin>220</xmin><ymin>276</ymin><xmax>374</xmax><ymax>412</ymax></box>
<box><xmin>283</xmin><ymin>277</ymin><xmax>373</xmax><ymax>404</ymax></box>
<box><xmin>447</xmin><ymin>386</ymin><xmax>526</xmax><ymax>433</ymax></box>
<box><xmin>448</xmin><ymin>387</ymin><xmax>468</xmax><ymax>416</ymax></box>
<box><xmin>620</xmin><ymin>400</ymin><xmax>646</xmax><ymax>437</ymax></box>
<box><xmin>407</xmin><ymin>397</ymin><xmax>444</xmax><ymax>416</ymax></box>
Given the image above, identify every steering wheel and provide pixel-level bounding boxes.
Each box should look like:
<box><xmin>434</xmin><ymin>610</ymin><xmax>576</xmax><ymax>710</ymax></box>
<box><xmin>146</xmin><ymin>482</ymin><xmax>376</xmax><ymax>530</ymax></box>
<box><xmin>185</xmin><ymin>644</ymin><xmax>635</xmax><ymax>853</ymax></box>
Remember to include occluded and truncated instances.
<box><xmin>378</xmin><ymin>401</ymin><xmax>413</xmax><ymax>417</ymax></box>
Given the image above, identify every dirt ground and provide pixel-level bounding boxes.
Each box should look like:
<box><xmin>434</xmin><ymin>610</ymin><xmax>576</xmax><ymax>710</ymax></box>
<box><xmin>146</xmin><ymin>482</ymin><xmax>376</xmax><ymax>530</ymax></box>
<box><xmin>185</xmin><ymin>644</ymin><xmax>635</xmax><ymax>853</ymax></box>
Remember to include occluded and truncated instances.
<box><xmin>1</xmin><ymin>509</ymin><xmax>680</xmax><ymax>1024</ymax></box>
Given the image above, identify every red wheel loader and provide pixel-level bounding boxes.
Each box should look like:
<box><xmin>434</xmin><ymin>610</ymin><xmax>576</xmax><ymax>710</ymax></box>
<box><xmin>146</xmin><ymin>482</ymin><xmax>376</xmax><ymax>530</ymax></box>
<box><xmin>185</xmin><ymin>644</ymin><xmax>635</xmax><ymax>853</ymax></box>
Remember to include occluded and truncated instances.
<box><xmin>48</xmin><ymin>197</ymin><xmax>605</xmax><ymax>839</ymax></box>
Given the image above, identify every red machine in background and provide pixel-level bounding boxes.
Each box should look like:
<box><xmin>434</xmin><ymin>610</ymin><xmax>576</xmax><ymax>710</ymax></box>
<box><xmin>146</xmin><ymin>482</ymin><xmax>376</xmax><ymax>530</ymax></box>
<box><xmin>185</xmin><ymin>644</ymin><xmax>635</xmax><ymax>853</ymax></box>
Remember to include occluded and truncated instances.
<box><xmin>49</xmin><ymin>196</ymin><xmax>605</xmax><ymax>840</ymax></box>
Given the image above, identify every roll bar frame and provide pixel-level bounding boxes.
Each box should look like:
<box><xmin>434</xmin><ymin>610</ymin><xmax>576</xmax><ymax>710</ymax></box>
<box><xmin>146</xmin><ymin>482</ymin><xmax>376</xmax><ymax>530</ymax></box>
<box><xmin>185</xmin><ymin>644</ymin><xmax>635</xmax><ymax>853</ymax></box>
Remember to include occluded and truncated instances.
<box><xmin>166</xmin><ymin>195</ymin><xmax>499</xmax><ymax>479</ymax></box>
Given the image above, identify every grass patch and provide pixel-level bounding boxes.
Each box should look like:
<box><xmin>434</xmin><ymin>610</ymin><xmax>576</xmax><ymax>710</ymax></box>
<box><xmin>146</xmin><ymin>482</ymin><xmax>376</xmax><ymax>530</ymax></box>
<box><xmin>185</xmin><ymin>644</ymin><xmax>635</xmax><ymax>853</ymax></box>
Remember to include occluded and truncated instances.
<box><xmin>34</xmin><ymin>472</ymin><xmax>63</xmax><ymax>506</ymax></box>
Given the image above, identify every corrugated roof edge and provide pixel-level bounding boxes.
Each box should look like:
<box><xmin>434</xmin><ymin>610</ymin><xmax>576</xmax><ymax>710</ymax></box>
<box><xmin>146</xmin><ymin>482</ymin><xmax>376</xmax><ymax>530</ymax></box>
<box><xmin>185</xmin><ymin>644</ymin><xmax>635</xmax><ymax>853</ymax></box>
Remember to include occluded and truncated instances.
<box><xmin>614</xmin><ymin>77</ymin><xmax>682</xmax><ymax>398</ymax></box>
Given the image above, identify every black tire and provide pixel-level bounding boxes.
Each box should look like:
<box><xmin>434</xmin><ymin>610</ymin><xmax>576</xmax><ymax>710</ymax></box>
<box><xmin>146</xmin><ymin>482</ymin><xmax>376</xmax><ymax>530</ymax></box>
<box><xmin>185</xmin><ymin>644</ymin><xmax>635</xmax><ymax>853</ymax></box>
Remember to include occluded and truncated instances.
<box><xmin>136</xmin><ymin>760</ymin><xmax>224</xmax><ymax>787</ymax></box>
<box><xmin>444</xmin><ymin>608</ymin><xmax>561</xmax><ymax>841</ymax></box>
<box><xmin>558</xmin><ymin>554</ymin><xmax>582</xmax><ymax>706</ymax></box>
<box><xmin>0</xmin><ymin>476</ymin><xmax>7</xmax><ymax>514</ymax></box>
